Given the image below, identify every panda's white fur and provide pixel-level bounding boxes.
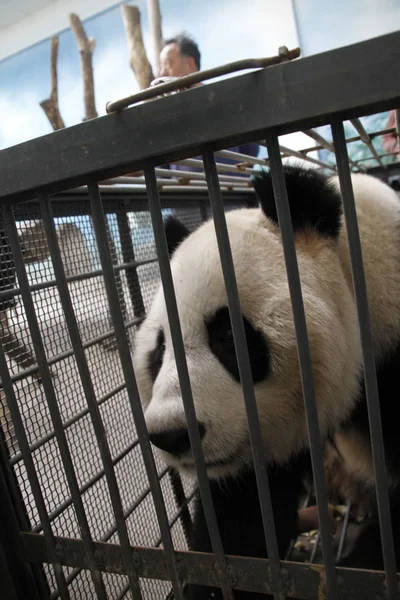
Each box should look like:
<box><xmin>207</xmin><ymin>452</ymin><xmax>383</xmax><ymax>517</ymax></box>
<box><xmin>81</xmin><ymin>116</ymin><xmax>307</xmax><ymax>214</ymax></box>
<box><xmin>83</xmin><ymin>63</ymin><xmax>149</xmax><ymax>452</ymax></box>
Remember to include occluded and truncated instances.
<box><xmin>134</xmin><ymin>172</ymin><xmax>399</xmax><ymax>480</ymax></box>
<box><xmin>133</xmin><ymin>167</ymin><xmax>400</xmax><ymax>590</ymax></box>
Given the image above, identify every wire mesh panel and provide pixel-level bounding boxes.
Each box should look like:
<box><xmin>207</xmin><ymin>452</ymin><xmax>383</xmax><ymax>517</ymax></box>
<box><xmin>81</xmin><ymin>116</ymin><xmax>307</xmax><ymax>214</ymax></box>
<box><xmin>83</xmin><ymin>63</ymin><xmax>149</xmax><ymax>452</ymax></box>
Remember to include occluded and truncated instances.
<box><xmin>0</xmin><ymin>184</ymin><xmax>254</xmax><ymax>599</ymax></box>
<box><xmin>1</xmin><ymin>30</ymin><xmax>400</xmax><ymax>600</ymax></box>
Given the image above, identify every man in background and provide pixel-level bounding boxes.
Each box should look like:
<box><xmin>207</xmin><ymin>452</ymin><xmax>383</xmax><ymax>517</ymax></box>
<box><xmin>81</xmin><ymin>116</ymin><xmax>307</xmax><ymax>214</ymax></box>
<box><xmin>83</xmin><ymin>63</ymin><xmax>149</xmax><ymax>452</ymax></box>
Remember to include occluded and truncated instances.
<box><xmin>159</xmin><ymin>33</ymin><xmax>260</xmax><ymax>169</ymax></box>
<box><xmin>160</xmin><ymin>33</ymin><xmax>200</xmax><ymax>78</ymax></box>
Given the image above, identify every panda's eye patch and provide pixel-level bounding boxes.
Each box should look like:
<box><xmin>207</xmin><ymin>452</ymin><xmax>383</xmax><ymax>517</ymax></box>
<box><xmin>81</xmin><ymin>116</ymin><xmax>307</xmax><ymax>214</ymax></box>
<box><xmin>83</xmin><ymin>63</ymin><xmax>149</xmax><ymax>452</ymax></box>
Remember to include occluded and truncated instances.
<box><xmin>148</xmin><ymin>328</ymin><xmax>166</xmax><ymax>382</ymax></box>
<box><xmin>206</xmin><ymin>307</ymin><xmax>270</xmax><ymax>384</ymax></box>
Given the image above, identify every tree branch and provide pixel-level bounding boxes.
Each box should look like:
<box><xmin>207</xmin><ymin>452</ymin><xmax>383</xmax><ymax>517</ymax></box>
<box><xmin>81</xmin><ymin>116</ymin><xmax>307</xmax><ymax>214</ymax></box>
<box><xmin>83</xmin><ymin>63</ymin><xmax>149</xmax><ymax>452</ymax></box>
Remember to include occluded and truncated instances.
<box><xmin>121</xmin><ymin>4</ymin><xmax>154</xmax><ymax>90</ymax></box>
<box><xmin>69</xmin><ymin>13</ymin><xmax>98</xmax><ymax>120</ymax></box>
<box><xmin>40</xmin><ymin>36</ymin><xmax>65</xmax><ymax>131</ymax></box>
<box><xmin>146</xmin><ymin>0</ymin><xmax>163</xmax><ymax>77</ymax></box>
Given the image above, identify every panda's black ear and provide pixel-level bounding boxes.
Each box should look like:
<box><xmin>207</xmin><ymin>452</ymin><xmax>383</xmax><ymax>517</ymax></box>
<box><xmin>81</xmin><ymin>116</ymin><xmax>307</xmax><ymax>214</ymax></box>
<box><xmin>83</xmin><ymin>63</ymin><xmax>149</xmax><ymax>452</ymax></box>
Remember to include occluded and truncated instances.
<box><xmin>164</xmin><ymin>216</ymin><xmax>190</xmax><ymax>257</ymax></box>
<box><xmin>251</xmin><ymin>166</ymin><xmax>342</xmax><ymax>238</ymax></box>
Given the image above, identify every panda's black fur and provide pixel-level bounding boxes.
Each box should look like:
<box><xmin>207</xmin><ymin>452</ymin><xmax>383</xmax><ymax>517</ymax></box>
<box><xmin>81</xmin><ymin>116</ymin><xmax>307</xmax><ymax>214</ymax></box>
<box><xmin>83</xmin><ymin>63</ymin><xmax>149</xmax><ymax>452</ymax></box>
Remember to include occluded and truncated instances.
<box><xmin>138</xmin><ymin>166</ymin><xmax>400</xmax><ymax>598</ymax></box>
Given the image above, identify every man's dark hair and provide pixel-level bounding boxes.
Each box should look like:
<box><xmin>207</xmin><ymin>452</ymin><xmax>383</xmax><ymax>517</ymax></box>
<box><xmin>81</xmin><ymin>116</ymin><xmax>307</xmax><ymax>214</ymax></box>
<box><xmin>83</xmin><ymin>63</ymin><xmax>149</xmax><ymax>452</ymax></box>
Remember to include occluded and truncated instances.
<box><xmin>163</xmin><ymin>33</ymin><xmax>201</xmax><ymax>70</ymax></box>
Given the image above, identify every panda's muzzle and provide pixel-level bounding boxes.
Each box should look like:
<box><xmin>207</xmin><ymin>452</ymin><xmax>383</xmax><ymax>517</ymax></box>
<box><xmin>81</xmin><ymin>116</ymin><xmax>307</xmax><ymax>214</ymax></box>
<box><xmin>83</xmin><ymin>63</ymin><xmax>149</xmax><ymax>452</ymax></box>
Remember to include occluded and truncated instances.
<box><xmin>149</xmin><ymin>422</ymin><xmax>205</xmax><ymax>457</ymax></box>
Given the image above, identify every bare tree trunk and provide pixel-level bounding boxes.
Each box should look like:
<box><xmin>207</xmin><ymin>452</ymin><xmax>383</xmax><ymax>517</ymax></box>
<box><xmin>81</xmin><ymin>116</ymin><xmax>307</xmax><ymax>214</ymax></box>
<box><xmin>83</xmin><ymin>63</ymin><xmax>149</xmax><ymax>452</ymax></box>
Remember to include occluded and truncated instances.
<box><xmin>40</xmin><ymin>36</ymin><xmax>65</xmax><ymax>130</ymax></box>
<box><xmin>121</xmin><ymin>4</ymin><xmax>154</xmax><ymax>90</ymax></box>
<box><xmin>146</xmin><ymin>0</ymin><xmax>163</xmax><ymax>77</ymax></box>
<box><xmin>69</xmin><ymin>13</ymin><xmax>98</xmax><ymax>120</ymax></box>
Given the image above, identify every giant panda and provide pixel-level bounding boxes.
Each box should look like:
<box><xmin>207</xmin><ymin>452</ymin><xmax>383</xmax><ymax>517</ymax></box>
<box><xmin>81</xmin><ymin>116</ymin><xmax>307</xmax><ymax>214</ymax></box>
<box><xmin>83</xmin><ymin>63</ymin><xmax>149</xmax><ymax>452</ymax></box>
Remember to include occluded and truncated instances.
<box><xmin>133</xmin><ymin>165</ymin><xmax>400</xmax><ymax>598</ymax></box>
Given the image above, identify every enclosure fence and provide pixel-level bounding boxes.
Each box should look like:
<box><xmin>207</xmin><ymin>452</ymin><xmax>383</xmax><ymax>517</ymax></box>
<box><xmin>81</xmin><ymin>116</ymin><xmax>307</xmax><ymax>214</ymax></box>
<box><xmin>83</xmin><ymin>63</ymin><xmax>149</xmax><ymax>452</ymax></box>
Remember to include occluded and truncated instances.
<box><xmin>0</xmin><ymin>30</ymin><xmax>400</xmax><ymax>600</ymax></box>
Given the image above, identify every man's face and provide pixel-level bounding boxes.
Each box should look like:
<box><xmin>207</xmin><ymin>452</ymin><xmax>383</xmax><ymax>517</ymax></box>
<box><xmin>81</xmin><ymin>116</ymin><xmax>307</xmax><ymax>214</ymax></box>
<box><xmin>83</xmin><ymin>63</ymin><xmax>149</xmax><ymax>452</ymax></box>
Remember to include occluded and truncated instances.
<box><xmin>160</xmin><ymin>43</ymin><xmax>198</xmax><ymax>77</ymax></box>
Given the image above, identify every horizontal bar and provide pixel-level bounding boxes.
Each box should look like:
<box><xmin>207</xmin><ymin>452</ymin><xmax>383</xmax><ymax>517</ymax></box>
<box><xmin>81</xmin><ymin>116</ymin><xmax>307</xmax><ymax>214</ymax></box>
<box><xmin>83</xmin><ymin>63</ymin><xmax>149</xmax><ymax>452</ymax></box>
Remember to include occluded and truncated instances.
<box><xmin>1</xmin><ymin>31</ymin><xmax>400</xmax><ymax>202</ymax></box>
<box><xmin>214</xmin><ymin>149</ymin><xmax>268</xmax><ymax>166</ymax></box>
<box><xmin>302</xmin><ymin>129</ymin><xmax>363</xmax><ymax>172</ymax></box>
<box><xmin>172</xmin><ymin>156</ymin><xmax>256</xmax><ymax>173</ymax></box>
<box><xmin>298</xmin><ymin>126</ymin><xmax>397</xmax><ymax>157</ymax></box>
<box><xmin>106</xmin><ymin>168</ymin><xmax>252</xmax><ymax>184</ymax></box>
<box><xmin>0</xmin><ymin>257</ymin><xmax>156</xmax><ymax>302</ymax></box>
<box><xmin>278</xmin><ymin>143</ymin><xmax>338</xmax><ymax>171</ymax></box>
<box><xmin>357</xmin><ymin>151</ymin><xmax>398</xmax><ymax>163</ymax></box>
<box><xmin>350</xmin><ymin>118</ymin><xmax>386</xmax><ymax>168</ymax></box>
<box><xmin>8</xmin><ymin>316</ymin><xmax>142</xmax><ymax>388</ymax></box>
<box><xmin>22</xmin><ymin>533</ymin><xmax>390</xmax><ymax>599</ymax></box>
<box><xmin>49</xmin><ymin>466</ymin><xmax>171</xmax><ymax>598</ymax></box>
<box><xmin>366</xmin><ymin>160</ymin><xmax>400</xmax><ymax>179</ymax></box>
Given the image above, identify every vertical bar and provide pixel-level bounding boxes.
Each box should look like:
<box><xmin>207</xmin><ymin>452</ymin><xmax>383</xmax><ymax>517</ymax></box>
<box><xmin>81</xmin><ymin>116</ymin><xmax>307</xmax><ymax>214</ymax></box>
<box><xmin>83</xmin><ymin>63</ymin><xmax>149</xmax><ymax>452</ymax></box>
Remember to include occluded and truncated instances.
<box><xmin>143</xmin><ymin>168</ymin><xmax>233</xmax><ymax>600</ymax></box>
<box><xmin>116</xmin><ymin>210</ymin><xmax>146</xmax><ymax>318</ymax></box>
<box><xmin>265</xmin><ymin>134</ymin><xmax>337</xmax><ymax>600</ymax></box>
<box><xmin>199</xmin><ymin>203</ymin><xmax>208</xmax><ymax>223</ymax></box>
<box><xmin>2</xmin><ymin>204</ymin><xmax>107</xmax><ymax>599</ymax></box>
<box><xmin>331</xmin><ymin>117</ymin><xmax>398</xmax><ymax>598</ymax></box>
<box><xmin>0</xmin><ymin>344</ymin><xmax>70</xmax><ymax>599</ymax></box>
<box><xmin>0</xmin><ymin>435</ymin><xmax>40</xmax><ymax>600</ymax></box>
<box><xmin>88</xmin><ymin>182</ymin><xmax>185</xmax><ymax>600</ymax></box>
<box><xmin>168</xmin><ymin>469</ymin><xmax>193</xmax><ymax>548</ymax></box>
<box><xmin>0</xmin><ymin>527</ymin><xmax>19</xmax><ymax>600</ymax></box>
<box><xmin>0</xmin><ymin>407</ymin><xmax>49</xmax><ymax>597</ymax></box>
<box><xmin>336</xmin><ymin>503</ymin><xmax>351</xmax><ymax>563</ymax></box>
<box><xmin>203</xmin><ymin>150</ymin><xmax>283</xmax><ymax>600</ymax></box>
<box><xmin>39</xmin><ymin>195</ymin><xmax>142</xmax><ymax>600</ymax></box>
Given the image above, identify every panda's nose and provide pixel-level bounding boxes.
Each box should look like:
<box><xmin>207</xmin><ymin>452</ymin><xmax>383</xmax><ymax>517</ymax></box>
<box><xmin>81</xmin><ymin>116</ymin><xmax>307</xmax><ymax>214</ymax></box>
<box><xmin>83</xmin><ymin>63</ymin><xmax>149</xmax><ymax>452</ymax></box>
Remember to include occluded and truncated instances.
<box><xmin>149</xmin><ymin>423</ymin><xmax>205</xmax><ymax>456</ymax></box>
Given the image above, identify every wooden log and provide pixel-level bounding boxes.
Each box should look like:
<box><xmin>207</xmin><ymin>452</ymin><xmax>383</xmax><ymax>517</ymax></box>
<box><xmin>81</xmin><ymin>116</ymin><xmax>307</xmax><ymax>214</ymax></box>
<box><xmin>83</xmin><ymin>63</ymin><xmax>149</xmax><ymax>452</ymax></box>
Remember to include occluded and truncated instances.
<box><xmin>146</xmin><ymin>0</ymin><xmax>163</xmax><ymax>77</ymax></box>
<box><xmin>121</xmin><ymin>4</ymin><xmax>154</xmax><ymax>90</ymax></box>
<box><xmin>40</xmin><ymin>36</ymin><xmax>65</xmax><ymax>130</ymax></box>
<box><xmin>69</xmin><ymin>13</ymin><xmax>98</xmax><ymax>120</ymax></box>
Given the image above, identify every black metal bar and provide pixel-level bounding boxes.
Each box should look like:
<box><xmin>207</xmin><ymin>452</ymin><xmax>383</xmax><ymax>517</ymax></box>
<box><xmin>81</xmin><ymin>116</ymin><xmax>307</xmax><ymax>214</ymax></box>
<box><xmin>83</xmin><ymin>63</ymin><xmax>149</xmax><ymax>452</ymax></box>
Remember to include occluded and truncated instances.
<box><xmin>8</xmin><ymin>317</ymin><xmax>142</xmax><ymax>389</ymax></box>
<box><xmin>336</xmin><ymin>504</ymin><xmax>351</xmax><ymax>563</ymax></box>
<box><xmin>0</xmin><ymin>434</ymin><xmax>41</xmax><ymax>600</ymax></box>
<box><xmin>22</xmin><ymin>532</ymin><xmax>392</xmax><ymax>599</ymax></box>
<box><xmin>50</xmin><ymin>466</ymin><xmax>170</xmax><ymax>598</ymax></box>
<box><xmin>302</xmin><ymin>129</ymin><xmax>362</xmax><ymax>172</ymax></box>
<box><xmin>89</xmin><ymin>181</ymin><xmax>185</xmax><ymax>600</ymax></box>
<box><xmin>2</xmin><ymin>32</ymin><xmax>400</xmax><ymax>203</ymax></box>
<box><xmin>0</xmin><ymin>257</ymin><xmax>156</xmax><ymax>303</ymax></box>
<box><xmin>308</xmin><ymin>530</ymin><xmax>321</xmax><ymax>565</ymax></box>
<box><xmin>168</xmin><ymin>469</ymin><xmax>193</xmax><ymax>547</ymax></box>
<box><xmin>265</xmin><ymin>134</ymin><xmax>337</xmax><ymax>599</ymax></box>
<box><xmin>331</xmin><ymin>117</ymin><xmax>398</xmax><ymax>598</ymax></box>
<box><xmin>39</xmin><ymin>194</ymin><xmax>142</xmax><ymax>599</ymax></box>
<box><xmin>350</xmin><ymin>118</ymin><xmax>386</xmax><ymax>169</ymax></box>
<box><xmin>3</xmin><ymin>202</ymin><xmax>107</xmax><ymax>599</ymax></box>
<box><xmin>116</xmin><ymin>210</ymin><xmax>146</xmax><ymax>318</ymax></box>
<box><xmin>144</xmin><ymin>166</ymin><xmax>233</xmax><ymax>600</ymax></box>
<box><xmin>202</xmin><ymin>150</ymin><xmax>283</xmax><ymax>600</ymax></box>
<box><xmin>0</xmin><ymin>334</ymin><xmax>70</xmax><ymax>598</ymax></box>
<box><xmin>153</xmin><ymin>488</ymin><xmax>198</xmax><ymax>548</ymax></box>
<box><xmin>0</xmin><ymin>407</ymin><xmax>49</xmax><ymax>597</ymax></box>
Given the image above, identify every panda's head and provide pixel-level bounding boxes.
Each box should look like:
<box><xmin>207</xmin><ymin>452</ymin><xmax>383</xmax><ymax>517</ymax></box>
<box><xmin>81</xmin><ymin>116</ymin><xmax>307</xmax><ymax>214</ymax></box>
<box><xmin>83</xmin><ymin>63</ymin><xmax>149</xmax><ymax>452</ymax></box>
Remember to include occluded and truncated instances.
<box><xmin>133</xmin><ymin>166</ymin><xmax>361</xmax><ymax>480</ymax></box>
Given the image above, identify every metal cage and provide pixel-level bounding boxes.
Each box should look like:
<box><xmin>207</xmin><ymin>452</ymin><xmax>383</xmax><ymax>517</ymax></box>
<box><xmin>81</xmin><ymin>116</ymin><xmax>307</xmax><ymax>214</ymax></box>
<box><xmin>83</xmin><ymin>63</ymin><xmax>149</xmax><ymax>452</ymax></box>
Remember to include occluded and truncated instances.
<box><xmin>1</xmin><ymin>30</ymin><xmax>400</xmax><ymax>600</ymax></box>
